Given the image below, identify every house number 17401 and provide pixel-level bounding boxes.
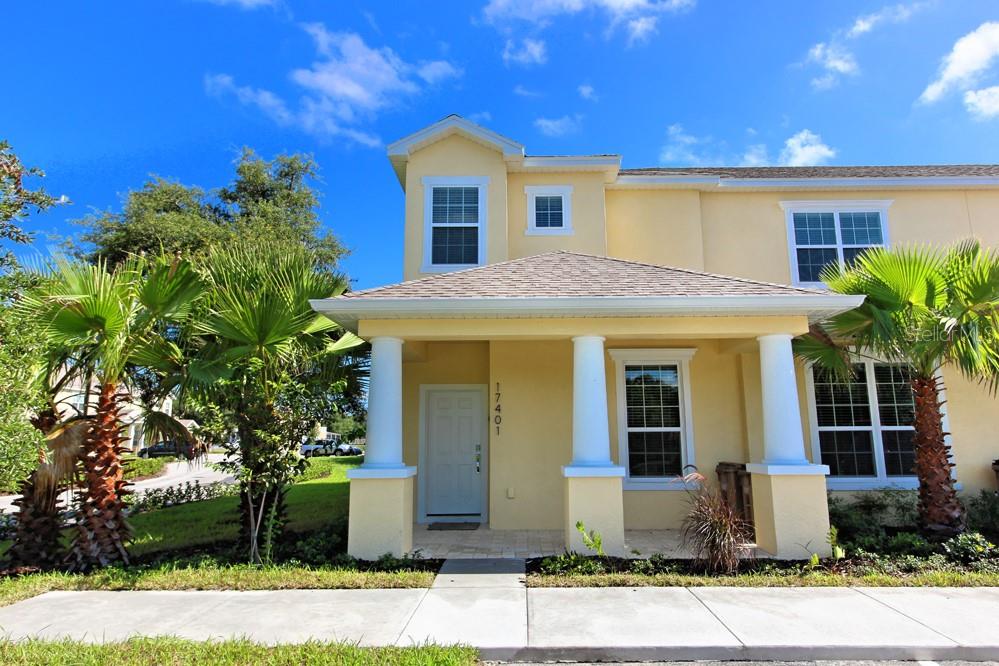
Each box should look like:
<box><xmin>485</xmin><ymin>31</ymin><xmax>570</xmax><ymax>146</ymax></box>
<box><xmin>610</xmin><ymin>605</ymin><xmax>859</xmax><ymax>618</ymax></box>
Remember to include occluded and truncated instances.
<box><xmin>494</xmin><ymin>382</ymin><xmax>502</xmax><ymax>435</ymax></box>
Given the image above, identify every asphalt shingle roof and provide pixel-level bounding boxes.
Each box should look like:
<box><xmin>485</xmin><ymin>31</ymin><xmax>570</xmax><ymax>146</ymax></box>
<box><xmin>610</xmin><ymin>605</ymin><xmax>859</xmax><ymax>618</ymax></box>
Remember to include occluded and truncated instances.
<box><xmin>343</xmin><ymin>251</ymin><xmax>823</xmax><ymax>300</ymax></box>
<box><xmin>619</xmin><ymin>165</ymin><xmax>999</xmax><ymax>179</ymax></box>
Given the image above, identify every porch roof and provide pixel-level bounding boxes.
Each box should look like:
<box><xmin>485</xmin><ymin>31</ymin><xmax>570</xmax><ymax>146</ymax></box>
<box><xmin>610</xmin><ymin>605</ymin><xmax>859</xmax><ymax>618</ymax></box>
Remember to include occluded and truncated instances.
<box><xmin>311</xmin><ymin>252</ymin><xmax>864</xmax><ymax>332</ymax></box>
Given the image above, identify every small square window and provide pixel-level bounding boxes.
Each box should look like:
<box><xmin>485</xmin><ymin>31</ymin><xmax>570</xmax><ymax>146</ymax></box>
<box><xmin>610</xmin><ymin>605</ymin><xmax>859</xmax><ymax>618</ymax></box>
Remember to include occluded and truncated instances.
<box><xmin>526</xmin><ymin>186</ymin><xmax>573</xmax><ymax>235</ymax></box>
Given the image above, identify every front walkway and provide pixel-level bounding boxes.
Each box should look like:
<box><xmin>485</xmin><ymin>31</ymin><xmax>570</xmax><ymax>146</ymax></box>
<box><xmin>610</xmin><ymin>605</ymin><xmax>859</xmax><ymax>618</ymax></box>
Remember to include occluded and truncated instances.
<box><xmin>1</xmin><ymin>560</ymin><xmax>997</xmax><ymax>661</ymax></box>
<box><xmin>411</xmin><ymin>526</ymin><xmax>692</xmax><ymax>559</ymax></box>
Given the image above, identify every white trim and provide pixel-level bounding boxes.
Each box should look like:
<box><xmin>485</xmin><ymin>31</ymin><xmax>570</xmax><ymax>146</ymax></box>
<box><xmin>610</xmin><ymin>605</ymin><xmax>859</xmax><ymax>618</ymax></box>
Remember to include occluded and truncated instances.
<box><xmin>804</xmin><ymin>358</ymin><xmax>954</xmax><ymax>490</ymax></box>
<box><xmin>347</xmin><ymin>466</ymin><xmax>416</xmax><ymax>479</ymax></box>
<box><xmin>311</xmin><ymin>293</ymin><xmax>867</xmax><ymax>332</ymax></box>
<box><xmin>612</xmin><ymin>175</ymin><xmax>999</xmax><ymax>190</ymax></box>
<box><xmin>610</xmin><ymin>348</ymin><xmax>697</xmax><ymax>491</ymax></box>
<box><xmin>525</xmin><ymin>185</ymin><xmax>574</xmax><ymax>236</ymax></box>
<box><xmin>782</xmin><ymin>200</ymin><xmax>893</xmax><ymax>287</ymax></box>
<box><xmin>420</xmin><ymin>177</ymin><xmax>489</xmax><ymax>273</ymax></box>
<box><xmin>417</xmin><ymin>384</ymin><xmax>490</xmax><ymax>524</ymax></box>
<box><xmin>746</xmin><ymin>463</ymin><xmax>829</xmax><ymax>476</ymax></box>
<box><xmin>562</xmin><ymin>465</ymin><xmax>626</xmax><ymax>478</ymax></box>
<box><xmin>388</xmin><ymin>116</ymin><xmax>524</xmax><ymax>159</ymax></box>
<box><xmin>521</xmin><ymin>156</ymin><xmax>620</xmax><ymax>169</ymax></box>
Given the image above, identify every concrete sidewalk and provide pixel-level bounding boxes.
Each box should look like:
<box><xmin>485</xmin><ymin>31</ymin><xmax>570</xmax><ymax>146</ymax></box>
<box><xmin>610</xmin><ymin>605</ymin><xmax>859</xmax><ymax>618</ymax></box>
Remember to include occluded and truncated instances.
<box><xmin>0</xmin><ymin>559</ymin><xmax>997</xmax><ymax>661</ymax></box>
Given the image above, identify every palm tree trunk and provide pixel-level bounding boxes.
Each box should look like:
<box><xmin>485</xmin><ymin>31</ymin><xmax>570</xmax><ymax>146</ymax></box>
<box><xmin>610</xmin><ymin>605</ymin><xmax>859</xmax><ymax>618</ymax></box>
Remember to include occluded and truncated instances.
<box><xmin>911</xmin><ymin>374</ymin><xmax>965</xmax><ymax>538</ymax></box>
<box><xmin>69</xmin><ymin>382</ymin><xmax>132</xmax><ymax>571</ymax></box>
<box><xmin>4</xmin><ymin>409</ymin><xmax>65</xmax><ymax>571</ymax></box>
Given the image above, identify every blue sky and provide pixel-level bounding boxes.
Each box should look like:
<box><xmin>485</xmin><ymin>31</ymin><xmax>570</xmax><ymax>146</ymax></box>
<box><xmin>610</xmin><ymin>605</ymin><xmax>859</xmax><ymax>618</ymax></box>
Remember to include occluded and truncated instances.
<box><xmin>4</xmin><ymin>0</ymin><xmax>999</xmax><ymax>289</ymax></box>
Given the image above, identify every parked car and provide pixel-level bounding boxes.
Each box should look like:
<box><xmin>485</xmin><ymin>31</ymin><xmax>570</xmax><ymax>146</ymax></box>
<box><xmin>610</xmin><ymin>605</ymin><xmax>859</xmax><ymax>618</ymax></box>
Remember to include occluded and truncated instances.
<box><xmin>300</xmin><ymin>440</ymin><xmax>335</xmax><ymax>458</ymax></box>
<box><xmin>137</xmin><ymin>440</ymin><xmax>189</xmax><ymax>459</ymax></box>
<box><xmin>333</xmin><ymin>442</ymin><xmax>363</xmax><ymax>457</ymax></box>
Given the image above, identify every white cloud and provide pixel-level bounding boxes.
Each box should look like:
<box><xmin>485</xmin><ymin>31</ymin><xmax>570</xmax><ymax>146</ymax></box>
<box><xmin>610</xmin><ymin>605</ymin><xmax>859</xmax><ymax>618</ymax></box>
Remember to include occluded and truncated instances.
<box><xmin>468</xmin><ymin>111</ymin><xmax>493</xmax><ymax>123</ymax></box>
<box><xmin>206</xmin><ymin>24</ymin><xmax>461</xmax><ymax>146</ymax></box>
<box><xmin>417</xmin><ymin>60</ymin><xmax>463</xmax><ymax>84</ymax></box>
<box><xmin>534</xmin><ymin>114</ymin><xmax>583</xmax><ymax>136</ymax></box>
<box><xmin>502</xmin><ymin>38</ymin><xmax>547</xmax><ymax>66</ymax></box>
<box><xmin>741</xmin><ymin>144</ymin><xmax>769</xmax><ymax>167</ymax></box>
<box><xmin>964</xmin><ymin>86</ymin><xmax>999</xmax><ymax>119</ymax></box>
<box><xmin>204</xmin><ymin>74</ymin><xmax>294</xmax><ymax>125</ymax></box>
<box><xmin>779</xmin><ymin>129</ymin><xmax>836</xmax><ymax>166</ymax></box>
<box><xmin>200</xmin><ymin>0</ymin><xmax>275</xmax><ymax>8</ymax></box>
<box><xmin>920</xmin><ymin>22</ymin><xmax>999</xmax><ymax>104</ymax></box>
<box><xmin>847</xmin><ymin>2</ymin><xmax>925</xmax><ymax>38</ymax></box>
<box><xmin>658</xmin><ymin>124</ymin><xmax>836</xmax><ymax>167</ymax></box>
<box><xmin>484</xmin><ymin>0</ymin><xmax>693</xmax><ymax>49</ymax></box>
<box><xmin>626</xmin><ymin>16</ymin><xmax>659</xmax><ymax>44</ymax></box>
<box><xmin>803</xmin><ymin>2</ymin><xmax>925</xmax><ymax>90</ymax></box>
<box><xmin>578</xmin><ymin>83</ymin><xmax>598</xmax><ymax>100</ymax></box>
<box><xmin>513</xmin><ymin>84</ymin><xmax>542</xmax><ymax>97</ymax></box>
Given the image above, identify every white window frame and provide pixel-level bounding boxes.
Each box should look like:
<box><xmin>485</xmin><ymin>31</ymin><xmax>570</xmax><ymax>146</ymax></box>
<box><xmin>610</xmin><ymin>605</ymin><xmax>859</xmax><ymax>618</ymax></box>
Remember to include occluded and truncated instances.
<box><xmin>805</xmin><ymin>358</ymin><xmax>953</xmax><ymax>490</ymax></box>
<box><xmin>610</xmin><ymin>348</ymin><xmax>697</xmax><ymax>491</ymax></box>
<box><xmin>781</xmin><ymin>200</ymin><xmax>893</xmax><ymax>287</ymax></box>
<box><xmin>525</xmin><ymin>185</ymin><xmax>573</xmax><ymax>236</ymax></box>
<box><xmin>421</xmin><ymin>176</ymin><xmax>489</xmax><ymax>273</ymax></box>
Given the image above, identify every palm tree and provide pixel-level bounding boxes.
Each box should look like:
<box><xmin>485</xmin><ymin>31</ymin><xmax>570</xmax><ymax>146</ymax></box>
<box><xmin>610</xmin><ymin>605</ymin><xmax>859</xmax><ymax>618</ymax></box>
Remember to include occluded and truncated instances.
<box><xmin>796</xmin><ymin>241</ymin><xmax>999</xmax><ymax>538</ymax></box>
<box><xmin>188</xmin><ymin>242</ymin><xmax>364</xmax><ymax>563</ymax></box>
<box><xmin>20</xmin><ymin>254</ymin><xmax>203</xmax><ymax>569</ymax></box>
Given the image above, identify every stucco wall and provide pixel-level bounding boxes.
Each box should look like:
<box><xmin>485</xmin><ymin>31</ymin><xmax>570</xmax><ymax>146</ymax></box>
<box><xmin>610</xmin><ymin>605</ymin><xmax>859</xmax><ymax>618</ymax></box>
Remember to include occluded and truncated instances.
<box><xmin>506</xmin><ymin>172</ymin><xmax>608</xmax><ymax>258</ymax></box>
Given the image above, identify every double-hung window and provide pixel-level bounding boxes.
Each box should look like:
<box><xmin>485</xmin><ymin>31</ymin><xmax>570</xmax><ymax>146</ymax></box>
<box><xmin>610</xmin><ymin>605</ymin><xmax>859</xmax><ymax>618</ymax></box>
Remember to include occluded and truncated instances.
<box><xmin>807</xmin><ymin>359</ymin><xmax>930</xmax><ymax>489</ymax></box>
<box><xmin>781</xmin><ymin>201</ymin><xmax>891</xmax><ymax>286</ymax></box>
<box><xmin>610</xmin><ymin>349</ymin><xmax>696</xmax><ymax>490</ymax></box>
<box><xmin>525</xmin><ymin>185</ymin><xmax>573</xmax><ymax>235</ymax></box>
<box><xmin>421</xmin><ymin>176</ymin><xmax>488</xmax><ymax>272</ymax></box>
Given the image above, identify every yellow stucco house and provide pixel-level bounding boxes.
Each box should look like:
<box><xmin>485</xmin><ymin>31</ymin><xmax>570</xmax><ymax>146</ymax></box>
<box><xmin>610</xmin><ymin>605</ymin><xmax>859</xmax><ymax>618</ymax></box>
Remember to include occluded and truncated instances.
<box><xmin>312</xmin><ymin>115</ymin><xmax>999</xmax><ymax>560</ymax></box>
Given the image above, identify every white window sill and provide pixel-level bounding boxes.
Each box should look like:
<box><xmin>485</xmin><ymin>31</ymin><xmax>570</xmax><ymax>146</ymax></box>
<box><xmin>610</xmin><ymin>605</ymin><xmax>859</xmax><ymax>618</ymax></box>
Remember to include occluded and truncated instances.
<box><xmin>623</xmin><ymin>478</ymin><xmax>697</xmax><ymax>491</ymax></box>
<box><xmin>525</xmin><ymin>228</ymin><xmax>573</xmax><ymax>236</ymax></box>
<box><xmin>826</xmin><ymin>477</ymin><xmax>962</xmax><ymax>491</ymax></box>
<box><xmin>419</xmin><ymin>263</ymin><xmax>483</xmax><ymax>274</ymax></box>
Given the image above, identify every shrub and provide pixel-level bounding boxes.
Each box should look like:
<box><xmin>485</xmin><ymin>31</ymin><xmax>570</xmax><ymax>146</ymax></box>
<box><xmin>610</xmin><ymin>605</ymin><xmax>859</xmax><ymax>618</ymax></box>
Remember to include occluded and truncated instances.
<box><xmin>124</xmin><ymin>481</ymin><xmax>238</xmax><ymax>515</ymax></box>
<box><xmin>681</xmin><ymin>479</ymin><xmax>752</xmax><ymax>575</ymax></box>
<box><xmin>943</xmin><ymin>532</ymin><xmax>997</xmax><ymax>564</ymax></box>
<box><xmin>628</xmin><ymin>553</ymin><xmax>677</xmax><ymax>575</ymax></box>
<box><xmin>884</xmin><ymin>531</ymin><xmax>937</xmax><ymax>557</ymax></box>
<box><xmin>538</xmin><ymin>551</ymin><xmax>605</xmax><ymax>575</ymax></box>
<box><xmin>966</xmin><ymin>491</ymin><xmax>999</xmax><ymax>541</ymax></box>
<box><xmin>828</xmin><ymin>489</ymin><xmax>919</xmax><ymax>552</ymax></box>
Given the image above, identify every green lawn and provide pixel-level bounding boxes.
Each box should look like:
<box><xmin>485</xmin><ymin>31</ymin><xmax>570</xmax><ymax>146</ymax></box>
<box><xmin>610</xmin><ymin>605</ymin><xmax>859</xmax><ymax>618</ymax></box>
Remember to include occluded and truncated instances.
<box><xmin>130</xmin><ymin>456</ymin><xmax>355</xmax><ymax>557</ymax></box>
<box><xmin>0</xmin><ymin>639</ymin><xmax>476</xmax><ymax>666</ymax></box>
<box><xmin>529</xmin><ymin>569</ymin><xmax>999</xmax><ymax>587</ymax></box>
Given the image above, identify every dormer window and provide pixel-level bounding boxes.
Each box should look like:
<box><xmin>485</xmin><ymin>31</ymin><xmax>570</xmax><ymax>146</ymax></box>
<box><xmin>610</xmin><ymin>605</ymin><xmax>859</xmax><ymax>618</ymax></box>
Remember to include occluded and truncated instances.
<box><xmin>526</xmin><ymin>185</ymin><xmax>573</xmax><ymax>236</ymax></box>
<box><xmin>422</xmin><ymin>176</ymin><xmax>488</xmax><ymax>272</ymax></box>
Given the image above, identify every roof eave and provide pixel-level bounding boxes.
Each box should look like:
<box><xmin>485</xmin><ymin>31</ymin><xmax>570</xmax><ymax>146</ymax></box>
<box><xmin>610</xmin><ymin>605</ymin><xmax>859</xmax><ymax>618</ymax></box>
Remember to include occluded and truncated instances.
<box><xmin>612</xmin><ymin>175</ymin><xmax>999</xmax><ymax>190</ymax></box>
<box><xmin>311</xmin><ymin>294</ymin><xmax>865</xmax><ymax>334</ymax></box>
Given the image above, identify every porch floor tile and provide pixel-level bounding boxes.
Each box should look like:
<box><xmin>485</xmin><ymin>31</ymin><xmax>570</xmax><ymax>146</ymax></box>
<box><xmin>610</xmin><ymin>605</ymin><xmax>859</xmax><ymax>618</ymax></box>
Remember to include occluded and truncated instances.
<box><xmin>411</xmin><ymin>526</ymin><xmax>693</xmax><ymax>559</ymax></box>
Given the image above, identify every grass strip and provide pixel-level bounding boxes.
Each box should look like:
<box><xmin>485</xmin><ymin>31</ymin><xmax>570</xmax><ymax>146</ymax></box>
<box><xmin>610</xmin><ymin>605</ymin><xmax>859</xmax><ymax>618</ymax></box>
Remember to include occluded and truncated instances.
<box><xmin>0</xmin><ymin>638</ymin><xmax>476</xmax><ymax>666</ymax></box>
<box><xmin>529</xmin><ymin>569</ymin><xmax>999</xmax><ymax>587</ymax></box>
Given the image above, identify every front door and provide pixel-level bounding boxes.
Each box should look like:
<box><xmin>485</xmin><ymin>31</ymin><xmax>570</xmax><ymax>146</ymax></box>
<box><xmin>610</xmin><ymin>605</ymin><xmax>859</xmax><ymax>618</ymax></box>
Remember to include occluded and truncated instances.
<box><xmin>425</xmin><ymin>389</ymin><xmax>484</xmax><ymax>520</ymax></box>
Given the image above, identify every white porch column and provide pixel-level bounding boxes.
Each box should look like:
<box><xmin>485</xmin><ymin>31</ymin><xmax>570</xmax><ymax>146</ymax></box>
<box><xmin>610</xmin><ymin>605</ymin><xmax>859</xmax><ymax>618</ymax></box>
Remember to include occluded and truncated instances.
<box><xmin>756</xmin><ymin>333</ymin><xmax>809</xmax><ymax>465</ymax></box>
<box><xmin>562</xmin><ymin>335</ymin><xmax>625</xmax><ymax>556</ymax></box>
<box><xmin>748</xmin><ymin>333</ymin><xmax>831</xmax><ymax>559</ymax></box>
<box><xmin>360</xmin><ymin>336</ymin><xmax>405</xmax><ymax>469</ymax></box>
<box><xmin>569</xmin><ymin>335</ymin><xmax>614</xmax><ymax>467</ymax></box>
<box><xmin>346</xmin><ymin>336</ymin><xmax>416</xmax><ymax>560</ymax></box>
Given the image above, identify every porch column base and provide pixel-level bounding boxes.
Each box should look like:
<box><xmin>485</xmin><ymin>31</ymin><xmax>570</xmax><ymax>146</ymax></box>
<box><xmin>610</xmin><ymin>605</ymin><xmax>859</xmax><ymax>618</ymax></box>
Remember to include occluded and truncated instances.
<box><xmin>748</xmin><ymin>464</ymin><xmax>831</xmax><ymax>560</ymax></box>
<box><xmin>346</xmin><ymin>467</ymin><xmax>416</xmax><ymax>560</ymax></box>
<box><xmin>562</xmin><ymin>466</ymin><xmax>626</xmax><ymax>557</ymax></box>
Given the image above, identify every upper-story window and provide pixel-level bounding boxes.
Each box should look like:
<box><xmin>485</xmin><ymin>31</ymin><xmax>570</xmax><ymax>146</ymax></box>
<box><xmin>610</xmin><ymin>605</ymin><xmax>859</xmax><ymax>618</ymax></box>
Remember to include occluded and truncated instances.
<box><xmin>422</xmin><ymin>176</ymin><xmax>489</xmax><ymax>272</ymax></box>
<box><xmin>526</xmin><ymin>185</ymin><xmax>573</xmax><ymax>236</ymax></box>
<box><xmin>781</xmin><ymin>200</ymin><xmax>892</xmax><ymax>286</ymax></box>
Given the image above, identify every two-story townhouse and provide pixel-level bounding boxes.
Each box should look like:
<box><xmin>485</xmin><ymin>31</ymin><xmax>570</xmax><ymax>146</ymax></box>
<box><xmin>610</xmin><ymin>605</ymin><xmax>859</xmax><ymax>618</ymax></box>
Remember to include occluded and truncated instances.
<box><xmin>312</xmin><ymin>115</ymin><xmax>999</xmax><ymax>560</ymax></box>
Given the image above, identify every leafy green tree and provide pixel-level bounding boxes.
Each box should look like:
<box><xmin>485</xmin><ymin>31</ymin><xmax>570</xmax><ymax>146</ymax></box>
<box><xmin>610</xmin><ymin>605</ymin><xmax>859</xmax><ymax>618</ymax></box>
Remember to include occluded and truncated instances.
<box><xmin>796</xmin><ymin>241</ymin><xmax>999</xmax><ymax>538</ymax></box>
<box><xmin>1</xmin><ymin>139</ymin><xmax>60</xmax><ymax>271</ymax></box>
<box><xmin>186</xmin><ymin>241</ymin><xmax>364</xmax><ymax>563</ymax></box>
<box><xmin>20</xmin><ymin>254</ymin><xmax>204</xmax><ymax>570</ymax></box>
<box><xmin>76</xmin><ymin>150</ymin><xmax>346</xmax><ymax>271</ymax></box>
